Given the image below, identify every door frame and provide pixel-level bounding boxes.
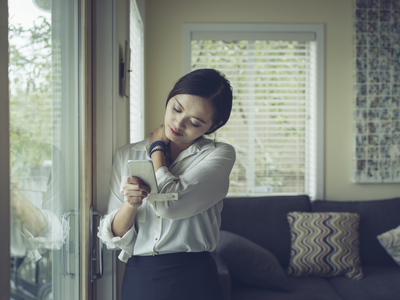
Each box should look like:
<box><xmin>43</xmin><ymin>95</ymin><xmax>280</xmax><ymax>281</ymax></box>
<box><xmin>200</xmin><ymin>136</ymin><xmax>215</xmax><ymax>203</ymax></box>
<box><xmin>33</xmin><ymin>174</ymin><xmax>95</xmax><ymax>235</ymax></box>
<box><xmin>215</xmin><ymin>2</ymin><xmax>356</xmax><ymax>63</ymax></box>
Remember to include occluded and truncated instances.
<box><xmin>0</xmin><ymin>0</ymin><xmax>10</xmax><ymax>297</ymax></box>
<box><xmin>81</xmin><ymin>0</ymin><xmax>94</xmax><ymax>299</ymax></box>
<box><xmin>93</xmin><ymin>0</ymin><xmax>119</xmax><ymax>299</ymax></box>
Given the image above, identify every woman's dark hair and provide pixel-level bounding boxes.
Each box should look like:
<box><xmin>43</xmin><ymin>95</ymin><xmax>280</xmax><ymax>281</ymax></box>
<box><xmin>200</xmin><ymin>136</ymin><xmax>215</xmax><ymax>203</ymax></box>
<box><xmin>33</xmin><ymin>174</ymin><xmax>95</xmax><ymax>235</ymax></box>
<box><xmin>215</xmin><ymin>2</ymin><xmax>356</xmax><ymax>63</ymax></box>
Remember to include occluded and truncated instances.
<box><xmin>166</xmin><ymin>68</ymin><xmax>233</xmax><ymax>134</ymax></box>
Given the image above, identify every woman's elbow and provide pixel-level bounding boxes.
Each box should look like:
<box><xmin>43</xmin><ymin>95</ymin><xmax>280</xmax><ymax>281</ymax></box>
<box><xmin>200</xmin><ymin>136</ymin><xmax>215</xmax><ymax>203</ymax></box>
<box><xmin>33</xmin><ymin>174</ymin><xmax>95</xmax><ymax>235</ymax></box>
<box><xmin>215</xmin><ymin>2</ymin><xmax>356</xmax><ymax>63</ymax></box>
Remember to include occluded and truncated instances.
<box><xmin>153</xmin><ymin>201</ymin><xmax>194</xmax><ymax>221</ymax></box>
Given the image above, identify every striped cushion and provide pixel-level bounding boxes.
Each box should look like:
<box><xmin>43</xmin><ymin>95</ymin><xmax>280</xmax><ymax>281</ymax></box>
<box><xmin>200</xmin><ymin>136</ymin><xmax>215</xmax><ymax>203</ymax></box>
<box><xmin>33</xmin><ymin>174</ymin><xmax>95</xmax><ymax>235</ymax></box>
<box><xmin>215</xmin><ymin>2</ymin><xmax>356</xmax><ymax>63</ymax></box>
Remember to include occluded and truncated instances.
<box><xmin>287</xmin><ymin>212</ymin><xmax>363</xmax><ymax>280</ymax></box>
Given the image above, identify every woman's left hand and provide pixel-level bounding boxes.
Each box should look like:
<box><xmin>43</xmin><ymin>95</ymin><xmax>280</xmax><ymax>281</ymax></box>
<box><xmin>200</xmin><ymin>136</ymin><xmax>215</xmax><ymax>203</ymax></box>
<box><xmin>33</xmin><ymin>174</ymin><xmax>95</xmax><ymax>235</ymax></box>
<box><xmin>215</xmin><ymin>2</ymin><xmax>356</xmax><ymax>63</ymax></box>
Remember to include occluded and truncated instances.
<box><xmin>150</xmin><ymin>124</ymin><xmax>170</xmax><ymax>145</ymax></box>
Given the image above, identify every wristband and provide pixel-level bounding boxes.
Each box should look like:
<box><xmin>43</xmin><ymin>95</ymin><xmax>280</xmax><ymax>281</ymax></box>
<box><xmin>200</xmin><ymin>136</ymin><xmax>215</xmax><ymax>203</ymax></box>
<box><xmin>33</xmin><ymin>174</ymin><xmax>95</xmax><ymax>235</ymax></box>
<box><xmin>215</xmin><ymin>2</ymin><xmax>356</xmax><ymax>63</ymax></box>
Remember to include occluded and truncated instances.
<box><xmin>149</xmin><ymin>140</ymin><xmax>167</xmax><ymax>157</ymax></box>
<box><xmin>150</xmin><ymin>148</ymin><xmax>166</xmax><ymax>157</ymax></box>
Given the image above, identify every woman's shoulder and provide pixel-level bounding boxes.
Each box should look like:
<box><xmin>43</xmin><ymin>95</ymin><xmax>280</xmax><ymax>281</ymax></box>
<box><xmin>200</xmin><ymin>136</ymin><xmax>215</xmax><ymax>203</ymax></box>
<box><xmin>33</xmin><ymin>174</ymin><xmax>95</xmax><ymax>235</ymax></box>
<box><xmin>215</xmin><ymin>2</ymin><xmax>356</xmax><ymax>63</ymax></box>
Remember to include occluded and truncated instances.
<box><xmin>214</xmin><ymin>142</ymin><xmax>235</xmax><ymax>161</ymax></box>
<box><xmin>199</xmin><ymin>137</ymin><xmax>235</xmax><ymax>157</ymax></box>
<box><xmin>214</xmin><ymin>141</ymin><xmax>235</xmax><ymax>152</ymax></box>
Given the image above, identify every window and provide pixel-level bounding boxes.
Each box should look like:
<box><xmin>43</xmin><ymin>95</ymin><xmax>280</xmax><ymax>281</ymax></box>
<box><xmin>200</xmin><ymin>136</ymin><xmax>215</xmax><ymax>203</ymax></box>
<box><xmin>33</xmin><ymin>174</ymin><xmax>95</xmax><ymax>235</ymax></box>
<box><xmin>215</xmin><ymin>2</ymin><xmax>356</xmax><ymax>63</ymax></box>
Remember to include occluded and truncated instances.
<box><xmin>9</xmin><ymin>0</ymin><xmax>83</xmax><ymax>297</ymax></box>
<box><xmin>129</xmin><ymin>0</ymin><xmax>144</xmax><ymax>143</ymax></box>
<box><xmin>184</xmin><ymin>24</ymin><xmax>324</xmax><ymax>199</ymax></box>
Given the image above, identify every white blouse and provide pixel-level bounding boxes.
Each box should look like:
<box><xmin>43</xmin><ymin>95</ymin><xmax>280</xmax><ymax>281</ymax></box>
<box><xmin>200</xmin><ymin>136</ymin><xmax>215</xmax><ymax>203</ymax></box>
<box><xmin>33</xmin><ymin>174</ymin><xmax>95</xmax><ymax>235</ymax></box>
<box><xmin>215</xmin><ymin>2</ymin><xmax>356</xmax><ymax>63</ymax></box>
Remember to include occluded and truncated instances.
<box><xmin>97</xmin><ymin>136</ymin><xmax>235</xmax><ymax>262</ymax></box>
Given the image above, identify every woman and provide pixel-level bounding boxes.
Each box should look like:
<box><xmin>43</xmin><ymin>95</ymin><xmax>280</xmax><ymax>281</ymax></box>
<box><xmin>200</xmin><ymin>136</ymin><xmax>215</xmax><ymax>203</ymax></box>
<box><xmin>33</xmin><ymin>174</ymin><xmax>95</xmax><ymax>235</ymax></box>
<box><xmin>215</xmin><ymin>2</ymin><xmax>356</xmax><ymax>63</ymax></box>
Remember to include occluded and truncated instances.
<box><xmin>98</xmin><ymin>68</ymin><xmax>235</xmax><ymax>300</ymax></box>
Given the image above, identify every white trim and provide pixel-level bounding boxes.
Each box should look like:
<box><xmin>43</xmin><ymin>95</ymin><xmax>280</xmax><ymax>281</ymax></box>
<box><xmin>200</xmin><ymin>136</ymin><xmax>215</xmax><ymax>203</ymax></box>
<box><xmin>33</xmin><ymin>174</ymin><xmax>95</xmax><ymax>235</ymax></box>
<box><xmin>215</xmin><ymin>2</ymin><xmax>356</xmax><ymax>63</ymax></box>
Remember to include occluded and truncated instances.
<box><xmin>192</xmin><ymin>31</ymin><xmax>315</xmax><ymax>42</ymax></box>
<box><xmin>129</xmin><ymin>0</ymin><xmax>145</xmax><ymax>143</ymax></box>
<box><xmin>314</xmin><ymin>25</ymin><xmax>325</xmax><ymax>200</ymax></box>
<box><xmin>183</xmin><ymin>23</ymin><xmax>325</xmax><ymax>200</ymax></box>
<box><xmin>112</xmin><ymin>0</ymin><xmax>119</xmax><ymax>155</ymax></box>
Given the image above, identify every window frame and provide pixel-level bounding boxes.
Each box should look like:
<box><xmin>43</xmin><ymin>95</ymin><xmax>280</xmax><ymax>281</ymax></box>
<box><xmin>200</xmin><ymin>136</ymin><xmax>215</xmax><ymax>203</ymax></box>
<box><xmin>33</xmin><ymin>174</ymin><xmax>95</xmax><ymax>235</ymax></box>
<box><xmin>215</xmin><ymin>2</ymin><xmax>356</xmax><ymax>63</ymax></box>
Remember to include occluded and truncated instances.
<box><xmin>183</xmin><ymin>23</ymin><xmax>325</xmax><ymax>199</ymax></box>
<box><xmin>0</xmin><ymin>0</ymin><xmax>10</xmax><ymax>296</ymax></box>
<box><xmin>129</xmin><ymin>0</ymin><xmax>145</xmax><ymax>143</ymax></box>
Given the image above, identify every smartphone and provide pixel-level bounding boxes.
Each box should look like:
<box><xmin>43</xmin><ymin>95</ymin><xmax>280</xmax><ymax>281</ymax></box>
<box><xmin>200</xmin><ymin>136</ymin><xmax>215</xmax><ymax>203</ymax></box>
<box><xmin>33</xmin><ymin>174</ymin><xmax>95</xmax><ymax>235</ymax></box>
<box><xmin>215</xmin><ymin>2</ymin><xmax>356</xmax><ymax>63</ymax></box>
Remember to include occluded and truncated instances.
<box><xmin>127</xmin><ymin>160</ymin><xmax>158</xmax><ymax>194</ymax></box>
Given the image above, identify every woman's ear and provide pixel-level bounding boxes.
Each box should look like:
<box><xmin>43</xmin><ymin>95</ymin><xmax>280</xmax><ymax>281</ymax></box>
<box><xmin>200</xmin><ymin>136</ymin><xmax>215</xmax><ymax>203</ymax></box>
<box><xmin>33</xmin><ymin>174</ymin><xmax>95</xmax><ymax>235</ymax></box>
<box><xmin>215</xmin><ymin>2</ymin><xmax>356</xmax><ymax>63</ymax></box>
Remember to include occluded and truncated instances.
<box><xmin>205</xmin><ymin>121</ymin><xmax>223</xmax><ymax>135</ymax></box>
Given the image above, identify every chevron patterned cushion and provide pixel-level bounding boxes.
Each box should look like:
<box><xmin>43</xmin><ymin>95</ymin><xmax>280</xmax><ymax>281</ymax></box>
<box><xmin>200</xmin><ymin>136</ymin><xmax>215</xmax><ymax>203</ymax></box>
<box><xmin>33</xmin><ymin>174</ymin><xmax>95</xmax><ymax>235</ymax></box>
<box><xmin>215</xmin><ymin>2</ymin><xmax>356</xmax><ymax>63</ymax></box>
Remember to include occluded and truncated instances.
<box><xmin>287</xmin><ymin>211</ymin><xmax>363</xmax><ymax>280</ymax></box>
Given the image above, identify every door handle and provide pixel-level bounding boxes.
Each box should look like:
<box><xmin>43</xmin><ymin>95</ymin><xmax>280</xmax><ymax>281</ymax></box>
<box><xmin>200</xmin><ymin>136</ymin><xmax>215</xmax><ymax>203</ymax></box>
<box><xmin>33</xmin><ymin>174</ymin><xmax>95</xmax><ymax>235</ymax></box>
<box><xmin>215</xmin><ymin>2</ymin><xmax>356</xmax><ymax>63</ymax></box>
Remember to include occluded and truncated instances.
<box><xmin>62</xmin><ymin>209</ymin><xmax>77</xmax><ymax>279</ymax></box>
<box><xmin>90</xmin><ymin>205</ymin><xmax>104</xmax><ymax>282</ymax></box>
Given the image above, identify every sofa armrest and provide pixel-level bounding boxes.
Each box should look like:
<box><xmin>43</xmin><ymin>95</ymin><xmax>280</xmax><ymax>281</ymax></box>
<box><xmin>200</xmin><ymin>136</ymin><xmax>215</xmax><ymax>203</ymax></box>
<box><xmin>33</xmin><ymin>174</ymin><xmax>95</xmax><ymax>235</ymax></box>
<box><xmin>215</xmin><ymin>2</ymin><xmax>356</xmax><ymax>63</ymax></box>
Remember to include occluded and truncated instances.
<box><xmin>211</xmin><ymin>251</ymin><xmax>231</xmax><ymax>300</ymax></box>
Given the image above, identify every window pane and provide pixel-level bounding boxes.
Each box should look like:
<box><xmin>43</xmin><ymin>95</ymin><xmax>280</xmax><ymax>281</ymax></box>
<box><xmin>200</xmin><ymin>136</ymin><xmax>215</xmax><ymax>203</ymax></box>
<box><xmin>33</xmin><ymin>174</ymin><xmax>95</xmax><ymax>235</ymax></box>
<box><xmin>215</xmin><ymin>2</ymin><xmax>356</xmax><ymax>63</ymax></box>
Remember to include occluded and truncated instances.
<box><xmin>9</xmin><ymin>0</ymin><xmax>81</xmax><ymax>298</ymax></box>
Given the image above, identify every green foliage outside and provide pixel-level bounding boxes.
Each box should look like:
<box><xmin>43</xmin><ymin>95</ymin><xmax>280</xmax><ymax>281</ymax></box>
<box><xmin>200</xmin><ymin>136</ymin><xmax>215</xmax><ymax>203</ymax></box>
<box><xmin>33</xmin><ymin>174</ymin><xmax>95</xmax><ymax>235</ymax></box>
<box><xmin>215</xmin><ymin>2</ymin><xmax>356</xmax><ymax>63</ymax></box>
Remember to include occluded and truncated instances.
<box><xmin>9</xmin><ymin>15</ymin><xmax>54</xmax><ymax>288</ymax></box>
<box><xmin>9</xmin><ymin>16</ymin><xmax>52</xmax><ymax>176</ymax></box>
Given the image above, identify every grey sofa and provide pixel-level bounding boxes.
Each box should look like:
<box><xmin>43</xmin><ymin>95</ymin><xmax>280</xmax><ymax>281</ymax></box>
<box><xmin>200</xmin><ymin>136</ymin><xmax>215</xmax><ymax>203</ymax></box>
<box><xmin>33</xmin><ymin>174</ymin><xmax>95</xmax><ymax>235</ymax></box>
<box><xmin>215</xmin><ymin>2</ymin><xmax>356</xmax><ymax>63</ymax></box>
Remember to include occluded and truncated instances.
<box><xmin>212</xmin><ymin>195</ymin><xmax>400</xmax><ymax>300</ymax></box>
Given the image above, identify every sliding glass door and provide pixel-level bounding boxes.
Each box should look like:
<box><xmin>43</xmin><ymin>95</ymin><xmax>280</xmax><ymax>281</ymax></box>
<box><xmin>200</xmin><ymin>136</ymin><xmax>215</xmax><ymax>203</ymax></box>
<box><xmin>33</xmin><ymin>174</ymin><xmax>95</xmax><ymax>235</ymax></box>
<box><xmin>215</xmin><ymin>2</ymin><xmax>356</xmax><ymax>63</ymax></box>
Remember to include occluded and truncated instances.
<box><xmin>9</xmin><ymin>0</ymin><xmax>84</xmax><ymax>298</ymax></box>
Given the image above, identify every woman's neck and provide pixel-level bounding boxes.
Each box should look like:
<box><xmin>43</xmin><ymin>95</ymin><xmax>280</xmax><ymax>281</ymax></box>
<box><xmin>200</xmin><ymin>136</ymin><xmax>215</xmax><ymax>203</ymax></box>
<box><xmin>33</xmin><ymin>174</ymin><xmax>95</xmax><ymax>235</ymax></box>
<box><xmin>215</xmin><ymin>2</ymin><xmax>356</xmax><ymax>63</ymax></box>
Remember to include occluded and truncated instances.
<box><xmin>168</xmin><ymin>143</ymin><xmax>186</xmax><ymax>162</ymax></box>
<box><xmin>168</xmin><ymin>140</ymin><xmax>196</xmax><ymax>161</ymax></box>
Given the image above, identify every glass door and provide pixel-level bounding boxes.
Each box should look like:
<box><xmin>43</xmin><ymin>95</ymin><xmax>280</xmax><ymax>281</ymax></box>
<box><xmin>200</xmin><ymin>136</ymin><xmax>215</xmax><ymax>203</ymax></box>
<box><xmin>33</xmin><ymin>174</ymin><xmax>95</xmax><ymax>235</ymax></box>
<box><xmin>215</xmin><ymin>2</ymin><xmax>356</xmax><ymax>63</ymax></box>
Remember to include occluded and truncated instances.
<box><xmin>9</xmin><ymin>0</ymin><xmax>86</xmax><ymax>298</ymax></box>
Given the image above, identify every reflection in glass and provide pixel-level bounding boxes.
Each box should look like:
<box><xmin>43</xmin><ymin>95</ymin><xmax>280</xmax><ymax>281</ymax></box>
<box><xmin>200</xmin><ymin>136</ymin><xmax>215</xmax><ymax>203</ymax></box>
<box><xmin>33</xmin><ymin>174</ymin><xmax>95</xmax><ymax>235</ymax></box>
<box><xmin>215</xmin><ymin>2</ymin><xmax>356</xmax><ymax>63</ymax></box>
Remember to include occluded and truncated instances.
<box><xmin>9</xmin><ymin>0</ymin><xmax>80</xmax><ymax>299</ymax></box>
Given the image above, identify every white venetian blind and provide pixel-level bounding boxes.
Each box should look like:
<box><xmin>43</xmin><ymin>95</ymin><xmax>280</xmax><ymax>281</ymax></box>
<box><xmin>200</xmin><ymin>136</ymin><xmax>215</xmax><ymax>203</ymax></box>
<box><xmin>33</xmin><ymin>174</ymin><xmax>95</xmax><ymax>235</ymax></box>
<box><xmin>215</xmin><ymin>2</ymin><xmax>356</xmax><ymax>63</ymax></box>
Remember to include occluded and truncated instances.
<box><xmin>129</xmin><ymin>0</ymin><xmax>144</xmax><ymax>143</ymax></box>
<box><xmin>191</xmin><ymin>37</ymin><xmax>317</xmax><ymax>197</ymax></box>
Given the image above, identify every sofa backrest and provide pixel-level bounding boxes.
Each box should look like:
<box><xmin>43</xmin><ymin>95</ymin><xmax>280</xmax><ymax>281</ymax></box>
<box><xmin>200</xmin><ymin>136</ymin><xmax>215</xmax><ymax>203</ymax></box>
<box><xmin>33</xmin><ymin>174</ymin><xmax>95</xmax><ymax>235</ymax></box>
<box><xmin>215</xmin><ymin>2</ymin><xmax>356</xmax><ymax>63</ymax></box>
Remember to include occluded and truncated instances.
<box><xmin>312</xmin><ymin>198</ymin><xmax>400</xmax><ymax>267</ymax></box>
<box><xmin>220</xmin><ymin>195</ymin><xmax>312</xmax><ymax>267</ymax></box>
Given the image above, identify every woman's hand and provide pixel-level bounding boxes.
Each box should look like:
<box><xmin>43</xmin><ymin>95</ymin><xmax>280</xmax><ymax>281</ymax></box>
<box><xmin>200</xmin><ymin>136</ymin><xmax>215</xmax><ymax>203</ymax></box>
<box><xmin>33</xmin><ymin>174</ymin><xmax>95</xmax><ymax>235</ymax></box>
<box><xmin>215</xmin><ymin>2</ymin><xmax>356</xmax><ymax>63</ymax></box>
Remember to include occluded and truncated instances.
<box><xmin>149</xmin><ymin>124</ymin><xmax>170</xmax><ymax>145</ymax></box>
<box><xmin>122</xmin><ymin>176</ymin><xmax>151</xmax><ymax>208</ymax></box>
<box><xmin>10</xmin><ymin>184</ymin><xmax>46</xmax><ymax>237</ymax></box>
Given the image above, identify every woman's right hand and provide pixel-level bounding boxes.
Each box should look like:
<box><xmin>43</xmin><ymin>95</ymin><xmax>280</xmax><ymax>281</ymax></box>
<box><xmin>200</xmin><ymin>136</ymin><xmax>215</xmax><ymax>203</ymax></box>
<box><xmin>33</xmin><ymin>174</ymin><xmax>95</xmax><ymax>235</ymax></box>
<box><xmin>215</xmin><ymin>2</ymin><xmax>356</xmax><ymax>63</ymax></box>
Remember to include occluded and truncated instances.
<box><xmin>122</xmin><ymin>176</ymin><xmax>151</xmax><ymax>208</ymax></box>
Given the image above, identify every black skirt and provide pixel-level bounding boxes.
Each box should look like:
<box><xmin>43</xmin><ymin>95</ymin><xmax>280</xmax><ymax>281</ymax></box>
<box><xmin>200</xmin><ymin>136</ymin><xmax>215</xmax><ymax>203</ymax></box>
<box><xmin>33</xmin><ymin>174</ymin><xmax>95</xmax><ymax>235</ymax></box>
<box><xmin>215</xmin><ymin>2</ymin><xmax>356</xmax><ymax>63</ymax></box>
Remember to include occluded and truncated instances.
<box><xmin>121</xmin><ymin>252</ymin><xmax>224</xmax><ymax>300</ymax></box>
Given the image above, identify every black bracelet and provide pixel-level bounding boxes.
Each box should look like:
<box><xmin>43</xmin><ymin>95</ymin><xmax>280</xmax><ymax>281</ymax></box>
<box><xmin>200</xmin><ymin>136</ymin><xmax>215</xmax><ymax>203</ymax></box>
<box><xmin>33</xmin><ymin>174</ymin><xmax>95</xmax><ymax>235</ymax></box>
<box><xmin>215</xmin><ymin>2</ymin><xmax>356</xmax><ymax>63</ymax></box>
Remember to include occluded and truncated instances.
<box><xmin>150</xmin><ymin>148</ymin><xmax>166</xmax><ymax>157</ymax></box>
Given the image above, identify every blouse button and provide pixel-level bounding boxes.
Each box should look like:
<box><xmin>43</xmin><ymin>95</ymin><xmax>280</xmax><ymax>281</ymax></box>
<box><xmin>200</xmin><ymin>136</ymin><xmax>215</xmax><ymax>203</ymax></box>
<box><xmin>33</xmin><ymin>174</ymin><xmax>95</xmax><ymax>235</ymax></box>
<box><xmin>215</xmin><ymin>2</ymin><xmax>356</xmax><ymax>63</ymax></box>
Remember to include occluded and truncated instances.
<box><xmin>155</xmin><ymin>238</ymin><xmax>158</xmax><ymax>241</ymax></box>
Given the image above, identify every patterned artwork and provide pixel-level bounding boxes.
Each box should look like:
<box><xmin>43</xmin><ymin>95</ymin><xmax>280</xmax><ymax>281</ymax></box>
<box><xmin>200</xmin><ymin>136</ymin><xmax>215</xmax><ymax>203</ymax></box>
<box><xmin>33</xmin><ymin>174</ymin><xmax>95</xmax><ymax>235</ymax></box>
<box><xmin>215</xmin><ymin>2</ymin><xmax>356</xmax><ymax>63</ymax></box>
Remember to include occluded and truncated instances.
<box><xmin>287</xmin><ymin>212</ymin><xmax>363</xmax><ymax>280</ymax></box>
<box><xmin>353</xmin><ymin>0</ymin><xmax>400</xmax><ymax>182</ymax></box>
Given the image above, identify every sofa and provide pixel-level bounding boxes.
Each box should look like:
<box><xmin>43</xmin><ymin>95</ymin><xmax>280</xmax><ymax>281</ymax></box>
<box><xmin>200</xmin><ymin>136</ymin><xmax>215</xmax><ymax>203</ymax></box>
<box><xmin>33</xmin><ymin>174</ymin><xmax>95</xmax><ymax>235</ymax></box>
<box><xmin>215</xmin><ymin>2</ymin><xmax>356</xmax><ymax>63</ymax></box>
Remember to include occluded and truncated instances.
<box><xmin>212</xmin><ymin>195</ymin><xmax>400</xmax><ymax>300</ymax></box>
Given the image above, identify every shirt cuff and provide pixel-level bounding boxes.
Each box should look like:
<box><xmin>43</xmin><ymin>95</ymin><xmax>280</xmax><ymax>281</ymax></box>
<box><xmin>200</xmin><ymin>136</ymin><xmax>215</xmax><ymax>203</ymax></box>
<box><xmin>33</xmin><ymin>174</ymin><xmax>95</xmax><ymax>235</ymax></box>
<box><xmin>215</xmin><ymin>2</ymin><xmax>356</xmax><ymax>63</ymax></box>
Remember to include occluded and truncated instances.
<box><xmin>97</xmin><ymin>209</ymin><xmax>136</xmax><ymax>257</ymax></box>
<box><xmin>147</xmin><ymin>193</ymin><xmax>178</xmax><ymax>204</ymax></box>
<box><xmin>22</xmin><ymin>209</ymin><xmax>69</xmax><ymax>262</ymax></box>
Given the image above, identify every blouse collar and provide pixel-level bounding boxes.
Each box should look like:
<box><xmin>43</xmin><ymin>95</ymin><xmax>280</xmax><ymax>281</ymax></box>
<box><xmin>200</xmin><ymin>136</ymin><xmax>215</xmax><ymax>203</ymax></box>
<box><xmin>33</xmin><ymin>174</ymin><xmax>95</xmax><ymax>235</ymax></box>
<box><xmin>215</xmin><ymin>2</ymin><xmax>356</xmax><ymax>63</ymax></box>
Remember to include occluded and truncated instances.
<box><xmin>131</xmin><ymin>136</ymin><xmax>215</xmax><ymax>156</ymax></box>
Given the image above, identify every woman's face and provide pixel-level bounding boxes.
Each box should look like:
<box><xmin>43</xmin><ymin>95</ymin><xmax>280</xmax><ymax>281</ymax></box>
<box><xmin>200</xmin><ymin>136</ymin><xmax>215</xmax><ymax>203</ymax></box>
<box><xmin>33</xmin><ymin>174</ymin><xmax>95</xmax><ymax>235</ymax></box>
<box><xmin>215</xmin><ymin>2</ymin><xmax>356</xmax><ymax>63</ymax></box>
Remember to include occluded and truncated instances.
<box><xmin>164</xmin><ymin>94</ymin><xmax>215</xmax><ymax>147</ymax></box>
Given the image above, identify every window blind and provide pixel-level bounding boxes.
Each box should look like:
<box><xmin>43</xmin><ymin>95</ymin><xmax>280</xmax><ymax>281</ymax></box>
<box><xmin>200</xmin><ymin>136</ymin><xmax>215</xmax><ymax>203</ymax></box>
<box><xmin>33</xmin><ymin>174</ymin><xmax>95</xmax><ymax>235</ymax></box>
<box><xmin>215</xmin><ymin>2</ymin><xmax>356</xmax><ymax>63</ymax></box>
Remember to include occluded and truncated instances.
<box><xmin>191</xmin><ymin>39</ymin><xmax>317</xmax><ymax>197</ymax></box>
<box><xmin>129</xmin><ymin>0</ymin><xmax>144</xmax><ymax>143</ymax></box>
<box><xmin>191</xmin><ymin>31</ymin><xmax>316</xmax><ymax>42</ymax></box>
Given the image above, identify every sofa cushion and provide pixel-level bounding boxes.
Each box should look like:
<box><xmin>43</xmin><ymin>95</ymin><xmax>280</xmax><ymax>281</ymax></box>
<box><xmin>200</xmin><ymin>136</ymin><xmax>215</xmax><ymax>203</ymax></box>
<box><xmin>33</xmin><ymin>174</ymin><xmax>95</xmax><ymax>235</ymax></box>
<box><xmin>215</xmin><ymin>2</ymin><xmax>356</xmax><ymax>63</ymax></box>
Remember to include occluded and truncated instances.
<box><xmin>215</xmin><ymin>230</ymin><xmax>292</xmax><ymax>292</ymax></box>
<box><xmin>312</xmin><ymin>198</ymin><xmax>400</xmax><ymax>266</ymax></box>
<box><xmin>231</xmin><ymin>276</ymin><xmax>344</xmax><ymax>300</ymax></box>
<box><xmin>377</xmin><ymin>225</ymin><xmax>400</xmax><ymax>266</ymax></box>
<box><xmin>328</xmin><ymin>266</ymin><xmax>400</xmax><ymax>300</ymax></box>
<box><xmin>221</xmin><ymin>195</ymin><xmax>312</xmax><ymax>266</ymax></box>
<box><xmin>287</xmin><ymin>211</ymin><xmax>363</xmax><ymax>280</ymax></box>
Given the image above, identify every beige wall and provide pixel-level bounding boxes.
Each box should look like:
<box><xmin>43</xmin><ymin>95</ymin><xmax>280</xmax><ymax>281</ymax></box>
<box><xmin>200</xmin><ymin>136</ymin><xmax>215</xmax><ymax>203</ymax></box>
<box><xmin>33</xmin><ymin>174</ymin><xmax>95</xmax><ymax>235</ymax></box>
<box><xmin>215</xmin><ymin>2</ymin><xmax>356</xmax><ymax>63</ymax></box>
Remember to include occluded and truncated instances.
<box><xmin>144</xmin><ymin>0</ymin><xmax>400</xmax><ymax>200</ymax></box>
